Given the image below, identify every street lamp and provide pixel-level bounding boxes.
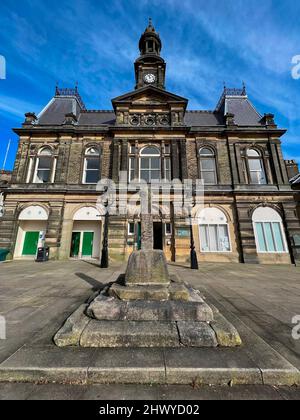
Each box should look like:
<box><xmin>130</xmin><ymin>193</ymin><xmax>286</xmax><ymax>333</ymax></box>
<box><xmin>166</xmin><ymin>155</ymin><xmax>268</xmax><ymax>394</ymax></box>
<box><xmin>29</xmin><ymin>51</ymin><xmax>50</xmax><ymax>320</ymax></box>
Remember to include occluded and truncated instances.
<box><xmin>190</xmin><ymin>219</ymin><xmax>199</xmax><ymax>270</ymax></box>
<box><xmin>100</xmin><ymin>201</ymin><xmax>109</xmax><ymax>268</ymax></box>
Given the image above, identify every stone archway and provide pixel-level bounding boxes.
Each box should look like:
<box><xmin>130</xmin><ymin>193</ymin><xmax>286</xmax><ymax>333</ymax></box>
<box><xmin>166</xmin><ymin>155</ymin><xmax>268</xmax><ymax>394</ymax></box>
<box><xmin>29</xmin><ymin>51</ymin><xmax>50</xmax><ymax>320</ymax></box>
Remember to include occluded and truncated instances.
<box><xmin>14</xmin><ymin>205</ymin><xmax>49</xmax><ymax>259</ymax></box>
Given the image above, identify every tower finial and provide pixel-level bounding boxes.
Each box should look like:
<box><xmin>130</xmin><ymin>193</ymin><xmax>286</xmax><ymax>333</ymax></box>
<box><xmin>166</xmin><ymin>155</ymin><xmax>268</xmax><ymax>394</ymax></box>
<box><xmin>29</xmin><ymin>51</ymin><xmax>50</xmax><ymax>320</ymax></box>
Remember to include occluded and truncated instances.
<box><xmin>242</xmin><ymin>81</ymin><xmax>246</xmax><ymax>95</ymax></box>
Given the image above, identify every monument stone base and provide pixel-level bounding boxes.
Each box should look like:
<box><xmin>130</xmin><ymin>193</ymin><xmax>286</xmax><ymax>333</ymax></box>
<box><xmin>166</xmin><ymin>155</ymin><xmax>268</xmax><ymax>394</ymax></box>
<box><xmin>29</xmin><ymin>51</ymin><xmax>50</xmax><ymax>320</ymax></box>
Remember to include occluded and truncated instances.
<box><xmin>54</xmin><ymin>250</ymin><xmax>242</xmax><ymax>349</ymax></box>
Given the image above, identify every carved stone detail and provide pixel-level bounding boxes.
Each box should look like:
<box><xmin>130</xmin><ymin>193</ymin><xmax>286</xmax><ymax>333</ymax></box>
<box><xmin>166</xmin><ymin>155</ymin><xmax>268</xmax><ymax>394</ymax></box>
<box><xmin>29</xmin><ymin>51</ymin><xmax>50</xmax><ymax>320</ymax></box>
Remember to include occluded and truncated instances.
<box><xmin>128</xmin><ymin>113</ymin><xmax>170</xmax><ymax>127</ymax></box>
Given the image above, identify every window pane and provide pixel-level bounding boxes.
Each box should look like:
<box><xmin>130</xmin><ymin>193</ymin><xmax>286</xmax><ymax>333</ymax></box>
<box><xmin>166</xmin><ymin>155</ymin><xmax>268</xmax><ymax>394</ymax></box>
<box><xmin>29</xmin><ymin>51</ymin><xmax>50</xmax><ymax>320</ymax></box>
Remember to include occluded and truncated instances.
<box><xmin>38</xmin><ymin>157</ymin><xmax>51</xmax><ymax>170</ymax></box>
<box><xmin>165</xmin><ymin>223</ymin><xmax>172</xmax><ymax>235</ymax></box>
<box><xmin>140</xmin><ymin>170</ymin><xmax>150</xmax><ymax>183</ymax></box>
<box><xmin>208</xmin><ymin>225</ymin><xmax>218</xmax><ymax>251</ymax></box>
<box><xmin>218</xmin><ymin>225</ymin><xmax>230</xmax><ymax>251</ymax></box>
<box><xmin>200</xmin><ymin>148</ymin><xmax>214</xmax><ymax>156</ymax></box>
<box><xmin>249</xmin><ymin>159</ymin><xmax>262</xmax><ymax>171</ymax></box>
<box><xmin>247</xmin><ymin>149</ymin><xmax>260</xmax><ymax>157</ymax></box>
<box><xmin>151</xmin><ymin>157</ymin><xmax>160</xmax><ymax>169</ymax></box>
<box><xmin>86</xmin><ymin>158</ymin><xmax>99</xmax><ymax>170</ymax></box>
<box><xmin>37</xmin><ymin>170</ymin><xmax>50</xmax><ymax>183</ymax></box>
<box><xmin>141</xmin><ymin>158</ymin><xmax>149</xmax><ymax>169</ymax></box>
<box><xmin>150</xmin><ymin>170</ymin><xmax>160</xmax><ymax>181</ymax></box>
<box><xmin>264</xmin><ymin>222</ymin><xmax>276</xmax><ymax>252</ymax></box>
<box><xmin>200</xmin><ymin>226</ymin><xmax>209</xmax><ymax>252</ymax></box>
<box><xmin>255</xmin><ymin>222</ymin><xmax>267</xmax><ymax>252</ymax></box>
<box><xmin>39</xmin><ymin>148</ymin><xmax>52</xmax><ymax>156</ymax></box>
<box><xmin>272</xmin><ymin>223</ymin><xmax>285</xmax><ymax>252</ymax></box>
<box><xmin>85</xmin><ymin>170</ymin><xmax>99</xmax><ymax>183</ymax></box>
<box><xmin>165</xmin><ymin>158</ymin><xmax>171</xmax><ymax>170</ymax></box>
<box><xmin>128</xmin><ymin>223</ymin><xmax>135</xmax><ymax>235</ymax></box>
<box><xmin>201</xmin><ymin>158</ymin><xmax>216</xmax><ymax>171</ymax></box>
<box><xmin>86</xmin><ymin>147</ymin><xmax>99</xmax><ymax>156</ymax></box>
<box><xmin>202</xmin><ymin>171</ymin><xmax>216</xmax><ymax>184</ymax></box>
<box><xmin>141</xmin><ymin>147</ymin><xmax>160</xmax><ymax>156</ymax></box>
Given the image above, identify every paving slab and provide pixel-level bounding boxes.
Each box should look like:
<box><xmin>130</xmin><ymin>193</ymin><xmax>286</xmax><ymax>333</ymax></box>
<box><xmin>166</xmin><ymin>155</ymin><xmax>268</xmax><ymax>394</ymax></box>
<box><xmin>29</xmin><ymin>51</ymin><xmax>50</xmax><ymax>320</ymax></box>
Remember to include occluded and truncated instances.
<box><xmin>0</xmin><ymin>261</ymin><xmax>299</xmax><ymax>387</ymax></box>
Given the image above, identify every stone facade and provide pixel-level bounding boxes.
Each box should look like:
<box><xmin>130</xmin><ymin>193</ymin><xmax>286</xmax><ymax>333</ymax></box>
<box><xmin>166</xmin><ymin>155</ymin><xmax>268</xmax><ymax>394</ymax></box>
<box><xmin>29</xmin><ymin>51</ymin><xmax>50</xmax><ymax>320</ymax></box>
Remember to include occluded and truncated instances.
<box><xmin>1</xmin><ymin>21</ymin><xmax>300</xmax><ymax>265</ymax></box>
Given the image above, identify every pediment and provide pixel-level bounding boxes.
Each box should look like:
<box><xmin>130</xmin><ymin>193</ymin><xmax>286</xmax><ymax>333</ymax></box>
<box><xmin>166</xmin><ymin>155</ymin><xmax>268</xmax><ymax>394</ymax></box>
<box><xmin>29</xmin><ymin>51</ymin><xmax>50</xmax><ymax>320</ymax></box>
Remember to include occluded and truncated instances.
<box><xmin>112</xmin><ymin>86</ymin><xmax>188</xmax><ymax>109</ymax></box>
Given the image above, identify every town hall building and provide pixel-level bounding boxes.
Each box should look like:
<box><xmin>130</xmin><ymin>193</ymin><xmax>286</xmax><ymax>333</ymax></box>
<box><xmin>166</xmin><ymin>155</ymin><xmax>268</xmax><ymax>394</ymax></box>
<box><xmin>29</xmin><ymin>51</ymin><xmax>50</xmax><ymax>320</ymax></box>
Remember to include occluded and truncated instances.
<box><xmin>0</xmin><ymin>20</ymin><xmax>299</xmax><ymax>265</ymax></box>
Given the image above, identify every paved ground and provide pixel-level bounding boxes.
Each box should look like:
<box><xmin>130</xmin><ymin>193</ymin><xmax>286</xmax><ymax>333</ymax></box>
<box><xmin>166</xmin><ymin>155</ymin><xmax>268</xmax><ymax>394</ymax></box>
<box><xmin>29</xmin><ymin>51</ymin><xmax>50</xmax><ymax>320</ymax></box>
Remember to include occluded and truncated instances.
<box><xmin>168</xmin><ymin>262</ymin><xmax>300</xmax><ymax>371</ymax></box>
<box><xmin>0</xmin><ymin>382</ymin><xmax>299</xmax><ymax>400</ymax></box>
<box><xmin>0</xmin><ymin>260</ymin><xmax>125</xmax><ymax>364</ymax></box>
<box><xmin>0</xmin><ymin>260</ymin><xmax>299</xmax><ymax>400</ymax></box>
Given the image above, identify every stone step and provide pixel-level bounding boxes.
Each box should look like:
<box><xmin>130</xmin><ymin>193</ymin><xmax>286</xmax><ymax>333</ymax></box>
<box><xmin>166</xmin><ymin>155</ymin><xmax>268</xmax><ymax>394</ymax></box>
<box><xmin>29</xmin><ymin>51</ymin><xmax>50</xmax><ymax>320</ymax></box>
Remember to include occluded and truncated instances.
<box><xmin>80</xmin><ymin>320</ymin><xmax>180</xmax><ymax>348</ymax></box>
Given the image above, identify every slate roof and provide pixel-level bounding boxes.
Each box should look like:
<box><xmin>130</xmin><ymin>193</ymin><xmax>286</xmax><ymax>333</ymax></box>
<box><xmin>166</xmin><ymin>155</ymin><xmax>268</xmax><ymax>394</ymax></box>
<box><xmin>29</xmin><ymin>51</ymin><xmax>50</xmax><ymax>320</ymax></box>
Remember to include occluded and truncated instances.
<box><xmin>34</xmin><ymin>87</ymin><xmax>267</xmax><ymax>128</ymax></box>
<box><xmin>290</xmin><ymin>173</ymin><xmax>300</xmax><ymax>186</ymax></box>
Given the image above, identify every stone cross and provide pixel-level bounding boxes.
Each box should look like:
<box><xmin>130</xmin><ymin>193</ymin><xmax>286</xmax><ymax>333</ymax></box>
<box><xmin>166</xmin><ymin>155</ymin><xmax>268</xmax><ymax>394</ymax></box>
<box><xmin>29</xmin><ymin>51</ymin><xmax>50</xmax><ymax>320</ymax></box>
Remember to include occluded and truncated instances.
<box><xmin>140</xmin><ymin>187</ymin><xmax>153</xmax><ymax>251</ymax></box>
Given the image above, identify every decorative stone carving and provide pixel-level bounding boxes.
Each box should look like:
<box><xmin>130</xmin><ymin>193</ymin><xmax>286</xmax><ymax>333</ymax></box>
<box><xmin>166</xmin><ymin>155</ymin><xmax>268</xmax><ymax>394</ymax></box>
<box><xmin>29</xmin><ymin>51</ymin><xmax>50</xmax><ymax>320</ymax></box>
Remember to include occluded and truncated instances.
<box><xmin>128</xmin><ymin>113</ymin><xmax>170</xmax><ymax>127</ymax></box>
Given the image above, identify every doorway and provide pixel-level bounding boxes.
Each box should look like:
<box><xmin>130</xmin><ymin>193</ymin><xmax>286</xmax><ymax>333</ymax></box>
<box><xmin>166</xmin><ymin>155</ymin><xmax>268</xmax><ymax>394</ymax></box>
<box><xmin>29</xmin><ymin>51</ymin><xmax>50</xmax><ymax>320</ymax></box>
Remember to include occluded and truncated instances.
<box><xmin>82</xmin><ymin>232</ymin><xmax>94</xmax><ymax>257</ymax></box>
<box><xmin>22</xmin><ymin>231</ymin><xmax>39</xmax><ymax>256</ymax></box>
<box><xmin>70</xmin><ymin>232</ymin><xmax>81</xmax><ymax>258</ymax></box>
<box><xmin>153</xmin><ymin>223</ymin><xmax>163</xmax><ymax>250</ymax></box>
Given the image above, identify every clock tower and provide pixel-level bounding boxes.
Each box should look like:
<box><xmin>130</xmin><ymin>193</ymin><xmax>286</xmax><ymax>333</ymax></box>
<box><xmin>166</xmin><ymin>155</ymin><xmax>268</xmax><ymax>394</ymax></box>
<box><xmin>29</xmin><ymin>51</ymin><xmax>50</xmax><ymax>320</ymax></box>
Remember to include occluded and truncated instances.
<box><xmin>134</xmin><ymin>19</ymin><xmax>166</xmax><ymax>90</ymax></box>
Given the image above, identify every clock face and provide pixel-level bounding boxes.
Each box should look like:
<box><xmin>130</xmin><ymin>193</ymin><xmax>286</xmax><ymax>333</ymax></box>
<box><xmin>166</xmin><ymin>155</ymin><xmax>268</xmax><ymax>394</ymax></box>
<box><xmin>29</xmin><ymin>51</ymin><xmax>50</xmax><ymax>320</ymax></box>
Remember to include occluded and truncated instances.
<box><xmin>144</xmin><ymin>73</ymin><xmax>156</xmax><ymax>84</ymax></box>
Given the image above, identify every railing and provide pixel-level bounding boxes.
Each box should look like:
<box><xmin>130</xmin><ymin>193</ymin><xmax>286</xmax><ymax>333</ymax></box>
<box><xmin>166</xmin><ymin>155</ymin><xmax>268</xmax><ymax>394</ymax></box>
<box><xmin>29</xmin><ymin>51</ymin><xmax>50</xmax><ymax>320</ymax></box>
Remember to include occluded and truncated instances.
<box><xmin>215</xmin><ymin>87</ymin><xmax>247</xmax><ymax>111</ymax></box>
<box><xmin>55</xmin><ymin>87</ymin><xmax>86</xmax><ymax>110</ymax></box>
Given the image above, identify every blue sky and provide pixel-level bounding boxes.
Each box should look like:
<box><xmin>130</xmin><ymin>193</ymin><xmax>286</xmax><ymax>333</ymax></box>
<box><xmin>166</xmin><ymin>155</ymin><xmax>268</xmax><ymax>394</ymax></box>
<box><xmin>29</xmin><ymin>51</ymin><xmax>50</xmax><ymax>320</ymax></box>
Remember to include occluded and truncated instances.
<box><xmin>0</xmin><ymin>0</ymin><xmax>299</xmax><ymax>170</ymax></box>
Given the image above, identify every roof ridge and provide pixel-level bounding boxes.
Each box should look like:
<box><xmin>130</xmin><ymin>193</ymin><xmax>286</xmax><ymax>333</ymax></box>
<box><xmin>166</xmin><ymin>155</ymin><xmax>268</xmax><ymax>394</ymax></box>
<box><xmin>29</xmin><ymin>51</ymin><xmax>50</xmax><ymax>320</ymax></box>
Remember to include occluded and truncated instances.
<box><xmin>80</xmin><ymin>110</ymin><xmax>115</xmax><ymax>113</ymax></box>
<box><xmin>187</xmin><ymin>110</ymin><xmax>215</xmax><ymax>114</ymax></box>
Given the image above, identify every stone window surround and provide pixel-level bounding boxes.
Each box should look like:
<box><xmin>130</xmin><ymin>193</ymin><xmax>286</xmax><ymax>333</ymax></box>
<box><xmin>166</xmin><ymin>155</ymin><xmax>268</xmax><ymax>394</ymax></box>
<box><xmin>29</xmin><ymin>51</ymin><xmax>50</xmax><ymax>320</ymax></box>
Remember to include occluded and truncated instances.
<box><xmin>26</xmin><ymin>145</ymin><xmax>57</xmax><ymax>184</ymax></box>
<box><xmin>252</xmin><ymin>206</ymin><xmax>289</xmax><ymax>254</ymax></box>
<box><xmin>198</xmin><ymin>146</ymin><xmax>218</xmax><ymax>185</ymax></box>
<box><xmin>241</xmin><ymin>144</ymin><xmax>272</xmax><ymax>185</ymax></box>
<box><xmin>128</xmin><ymin>140</ymin><xmax>172</xmax><ymax>182</ymax></box>
<box><xmin>196</xmin><ymin>141</ymin><xmax>220</xmax><ymax>185</ymax></box>
<box><xmin>197</xmin><ymin>206</ymin><xmax>232</xmax><ymax>253</ymax></box>
<box><xmin>81</xmin><ymin>144</ymin><xmax>102</xmax><ymax>185</ymax></box>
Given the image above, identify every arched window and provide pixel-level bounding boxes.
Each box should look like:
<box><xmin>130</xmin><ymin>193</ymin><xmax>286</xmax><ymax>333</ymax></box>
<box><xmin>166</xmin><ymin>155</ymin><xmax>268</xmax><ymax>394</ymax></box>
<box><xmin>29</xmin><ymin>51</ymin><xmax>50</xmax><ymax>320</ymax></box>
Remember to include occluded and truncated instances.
<box><xmin>199</xmin><ymin>147</ymin><xmax>217</xmax><ymax>185</ymax></box>
<box><xmin>83</xmin><ymin>147</ymin><xmax>101</xmax><ymax>184</ymax></box>
<box><xmin>33</xmin><ymin>147</ymin><xmax>54</xmax><ymax>183</ymax></box>
<box><xmin>198</xmin><ymin>207</ymin><xmax>231</xmax><ymax>252</ymax></box>
<box><xmin>252</xmin><ymin>207</ymin><xmax>287</xmax><ymax>253</ymax></box>
<box><xmin>247</xmin><ymin>149</ymin><xmax>266</xmax><ymax>185</ymax></box>
<box><xmin>139</xmin><ymin>146</ymin><xmax>161</xmax><ymax>182</ymax></box>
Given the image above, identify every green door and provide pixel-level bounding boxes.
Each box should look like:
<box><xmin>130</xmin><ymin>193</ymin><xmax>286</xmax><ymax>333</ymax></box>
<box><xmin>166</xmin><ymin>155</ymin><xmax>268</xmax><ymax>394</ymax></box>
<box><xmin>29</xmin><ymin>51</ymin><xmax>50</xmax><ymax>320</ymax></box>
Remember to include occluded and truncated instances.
<box><xmin>70</xmin><ymin>232</ymin><xmax>81</xmax><ymax>257</ymax></box>
<box><xmin>22</xmin><ymin>232</ymin><xmax>39</xmax><ymax>256</ymax></box>
<box><xmin>82</xmin><ymin>232</ymin><xmax>94</xmax><ymax>257</ymax></box>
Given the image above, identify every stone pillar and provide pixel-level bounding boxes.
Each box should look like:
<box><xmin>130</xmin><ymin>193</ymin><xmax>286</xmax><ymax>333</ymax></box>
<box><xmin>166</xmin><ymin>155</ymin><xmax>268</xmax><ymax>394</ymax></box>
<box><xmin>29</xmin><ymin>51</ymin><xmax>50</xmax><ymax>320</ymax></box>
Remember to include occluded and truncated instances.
<box><xmin>235</xmin><ymin>201</ymin><xmax>258</xmax><ymax>264</ymax></box>
<box><xmin>180</xmin><ymin>140</ymin><xmax>188</xmax><ymax>180</ymax></box>
<box><xmin>111</xmin><ymin>139</ymin><xmax>120</xmax><ymax>182</ymax></box>
<box><xmin>228</xmin><ymin>143</ymin><xmax>239</xmax><ymax>186</ymax></box>
<box><xmin>120</xmin><ymin>139</ymin><xmax>128</xmax><ymax>172</ymax></box>
<box><xmin>276</xmin><ymin>144</ymin><xmax>290</xmax><ymax>185</ymax></box>
<box><xmin>141</xmin><ymin>188</ymin><xmax>153</xmax><ymax>251</ymax></box>
<box><xmin>270</xmin><ymin>142</ymin><xmax>284</xmax><ymax>185</ymax></box>
<box><xmin>45</xmin><ymin>203</ymin><xmax>64</xmax><ymax>260</ymax></box>
<box><xmin>235</xmin><ymin>144</ymin><xmax>245</xmax><ymax>183</ymax></box>
<box><xmin>171</xmin><ymin>141</ymin><xmax>180</xmax><ymax>179</ymax></box>
<box><xmin>282</xmin><ymin>201</ymin><xmax>300</xmax><ymax>265</ymax></box>
<box><xmin>0</xmin><ymin>201</ymin><xmax>18</xmax><ymax>257</ymax></box>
